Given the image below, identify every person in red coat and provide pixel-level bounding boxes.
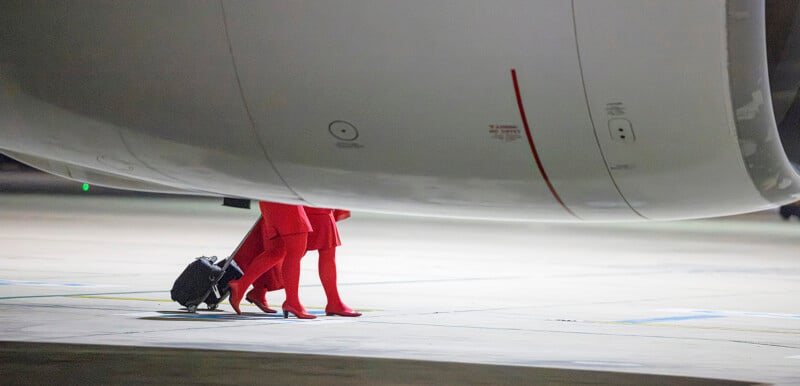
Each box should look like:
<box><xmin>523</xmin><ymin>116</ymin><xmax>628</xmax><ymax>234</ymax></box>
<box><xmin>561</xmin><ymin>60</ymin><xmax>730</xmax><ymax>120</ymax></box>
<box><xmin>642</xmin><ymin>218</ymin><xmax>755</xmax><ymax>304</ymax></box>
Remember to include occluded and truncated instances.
<box><xmin>247</xmin><ymin>206</ymin><xmax>361</xmax><ymax>317</ymax></box>
<box><xmin>229</xmin><ymin>202</ymin><xmax>317</xmax><ymax>319</ymax></box>
<box><xmin>229</xmin><ymin>217</ymin><xmax>282</xmax><ymax>314</ymax></box>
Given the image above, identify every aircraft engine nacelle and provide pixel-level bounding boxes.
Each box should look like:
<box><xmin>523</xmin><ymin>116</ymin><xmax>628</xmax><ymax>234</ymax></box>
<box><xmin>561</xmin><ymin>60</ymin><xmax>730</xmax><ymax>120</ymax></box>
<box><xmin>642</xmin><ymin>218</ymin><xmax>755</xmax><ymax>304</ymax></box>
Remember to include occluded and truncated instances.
<box><xmin>1</xmin><ymin>0</ymin><xmax>799</xmax><ymax>221</ymax></box>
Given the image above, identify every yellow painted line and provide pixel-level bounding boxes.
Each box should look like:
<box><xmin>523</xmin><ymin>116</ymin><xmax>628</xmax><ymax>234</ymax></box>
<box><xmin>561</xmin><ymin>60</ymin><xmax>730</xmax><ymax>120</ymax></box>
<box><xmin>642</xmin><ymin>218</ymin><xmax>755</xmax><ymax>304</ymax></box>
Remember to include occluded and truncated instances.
<box><xmin>70</xmin><ymin>295</ymin><xmax>377</xmax><ymax>312</ymax></box>
<box><xmin>72</xmin><ymin>295</ymin><xmax>170</xmax><ymax>302</ymax></box>
<box><xmin>594</xmin><ymin>320</ymin><xmax>800</xmax><ymax>335</ymax></box>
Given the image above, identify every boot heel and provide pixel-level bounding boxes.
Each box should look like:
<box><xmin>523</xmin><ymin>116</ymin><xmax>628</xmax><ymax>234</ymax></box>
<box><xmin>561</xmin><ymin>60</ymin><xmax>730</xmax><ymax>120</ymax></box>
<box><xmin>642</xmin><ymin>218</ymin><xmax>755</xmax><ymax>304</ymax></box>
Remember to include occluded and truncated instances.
<box><xmin>283</xmin><ymin>310</ymin><xmax>289</xmax><ymax>319</ymax></box>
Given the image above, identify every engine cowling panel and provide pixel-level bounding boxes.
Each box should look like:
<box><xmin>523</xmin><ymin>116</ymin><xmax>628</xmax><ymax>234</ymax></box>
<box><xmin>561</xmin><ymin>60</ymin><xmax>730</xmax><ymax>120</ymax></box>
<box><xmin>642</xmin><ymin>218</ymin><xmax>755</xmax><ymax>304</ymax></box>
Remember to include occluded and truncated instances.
<box><xmin>0</xmin><ymin>0</ymin><xmax>797</xmax><ymax>221</ymax></box>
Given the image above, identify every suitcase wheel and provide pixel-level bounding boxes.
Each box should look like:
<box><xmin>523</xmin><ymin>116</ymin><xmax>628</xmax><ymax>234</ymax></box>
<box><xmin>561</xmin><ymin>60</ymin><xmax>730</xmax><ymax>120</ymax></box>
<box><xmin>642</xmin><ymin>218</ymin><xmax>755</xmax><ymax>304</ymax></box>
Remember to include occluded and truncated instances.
<box><xmin>187</xmin><ymin>305</ymin><xmax>198</xmax><ymax>313</ymax></box>
<box><xmin>207</xmin><ymin>303</ymin><xmax>218</xmax><ymax>311</ymax></box>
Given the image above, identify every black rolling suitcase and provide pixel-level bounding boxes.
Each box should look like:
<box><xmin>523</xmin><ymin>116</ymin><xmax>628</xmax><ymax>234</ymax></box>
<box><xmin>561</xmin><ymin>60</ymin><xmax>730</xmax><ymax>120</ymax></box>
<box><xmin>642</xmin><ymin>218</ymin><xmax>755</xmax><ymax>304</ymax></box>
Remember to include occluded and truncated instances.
<box><xmin>203</xmin><ymin>257</ymin><xmax>243</xmax><ymax>309</ymax></box>
<box><xmin>170</xmin><ymin>220</ymin><xmax>254</xmax><ymax>313</ymax></box>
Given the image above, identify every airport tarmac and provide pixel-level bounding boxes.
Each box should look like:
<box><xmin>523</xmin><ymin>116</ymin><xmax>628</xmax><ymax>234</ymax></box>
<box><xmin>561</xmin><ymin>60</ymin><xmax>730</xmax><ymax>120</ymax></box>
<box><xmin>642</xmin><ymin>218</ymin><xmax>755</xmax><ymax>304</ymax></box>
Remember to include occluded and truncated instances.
<box><xmin>0</xmin><ymin>192</ymin><xmax>798</xmax><ymax>384</ymax></box>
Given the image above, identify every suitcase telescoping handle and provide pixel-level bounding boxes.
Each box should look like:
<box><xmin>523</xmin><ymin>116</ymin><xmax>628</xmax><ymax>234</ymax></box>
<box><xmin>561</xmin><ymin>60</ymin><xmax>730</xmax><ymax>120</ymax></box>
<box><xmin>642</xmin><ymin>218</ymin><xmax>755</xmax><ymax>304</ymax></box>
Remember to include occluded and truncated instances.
<box><xmin>211</xmin><ymin>217</ymin><xmax>260</xmax><ymax>298</ymax></box>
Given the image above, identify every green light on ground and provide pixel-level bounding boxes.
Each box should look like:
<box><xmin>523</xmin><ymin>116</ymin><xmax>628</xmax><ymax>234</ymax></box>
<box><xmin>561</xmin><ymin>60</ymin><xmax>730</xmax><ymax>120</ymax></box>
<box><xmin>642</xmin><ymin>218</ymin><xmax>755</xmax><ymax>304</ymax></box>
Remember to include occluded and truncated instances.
<box><xmin>82</xmin><ymin>183</ymin><xmax>90</xmax><ymax>192</ymax></box>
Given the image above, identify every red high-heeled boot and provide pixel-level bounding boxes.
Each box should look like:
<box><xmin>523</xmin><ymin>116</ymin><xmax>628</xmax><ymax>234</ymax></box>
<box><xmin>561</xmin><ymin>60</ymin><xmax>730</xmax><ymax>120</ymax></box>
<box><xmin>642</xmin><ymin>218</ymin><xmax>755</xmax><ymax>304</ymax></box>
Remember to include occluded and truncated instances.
<box><xmin>228</xmin><ymin>279</ymin><xmax>244</xmax><ymax>315</ymax></box>
<box><xmin>245</xmin><ymin>286</ymin><xmax>276</xmax><ymax>314</ymax></box>
<box><xmin>318</xmin><ymin>248</ymin><xmax>361</xmax><ymax>317</ymax></box>
<box><xmin>281</xmin><ymin>301</ymin><xmax>316</xmax><ymax>319</ymax></box>
<box><xmin>281</xmin><ymin>234</ymin><xmax>315</xmax><ymax>319</ymax></box>
<box><xmin>230</xmin><ymin>248</ymin><xmax>283</xmax><ymax>315</ymax></box>
<box><xmin>325</xmin><ymin>302</ymin><xmax>362</xmax><ymax>317</ymax></box>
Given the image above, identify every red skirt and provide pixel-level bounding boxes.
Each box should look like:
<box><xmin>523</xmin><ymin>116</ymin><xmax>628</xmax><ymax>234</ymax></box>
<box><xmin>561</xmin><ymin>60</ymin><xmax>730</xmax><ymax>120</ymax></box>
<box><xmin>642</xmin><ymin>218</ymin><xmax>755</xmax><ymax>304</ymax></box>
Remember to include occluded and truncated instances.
<box><xmin>258</xmin><ymin>202</ymin><xmax>312</xmax><ymax>239</ymax></box>
<box><xmin>304</xmin><ymin>207</ymin><xmax>341</xmax><ymax>251</ymax></box>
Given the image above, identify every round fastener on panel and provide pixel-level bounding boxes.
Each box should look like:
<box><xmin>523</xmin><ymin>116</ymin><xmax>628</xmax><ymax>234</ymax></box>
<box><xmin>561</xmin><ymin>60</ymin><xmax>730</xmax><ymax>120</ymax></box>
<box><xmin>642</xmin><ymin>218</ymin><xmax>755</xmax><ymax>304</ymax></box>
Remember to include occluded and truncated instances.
<box><xmin>328</xmin><ymin>120</ymin><xmax>359</xmax><ymax>141</ymax></box>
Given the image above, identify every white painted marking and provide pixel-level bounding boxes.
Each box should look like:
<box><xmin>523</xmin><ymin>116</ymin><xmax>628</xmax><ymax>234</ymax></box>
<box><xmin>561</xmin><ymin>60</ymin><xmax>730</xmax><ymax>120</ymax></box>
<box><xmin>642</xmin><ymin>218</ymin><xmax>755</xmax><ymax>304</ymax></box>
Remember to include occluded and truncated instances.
<box><xmin>787</xmin><ymin>355</ymin><xmax>800</xmax><ymax>360</ymax></box>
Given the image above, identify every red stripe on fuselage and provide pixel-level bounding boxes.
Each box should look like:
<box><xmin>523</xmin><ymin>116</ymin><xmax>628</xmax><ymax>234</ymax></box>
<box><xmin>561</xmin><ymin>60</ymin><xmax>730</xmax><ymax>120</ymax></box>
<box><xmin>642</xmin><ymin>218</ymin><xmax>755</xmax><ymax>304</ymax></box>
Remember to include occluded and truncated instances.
<box><xmin>511</xmin><ymin>69</ymin><xmax>578</xmax><ymax>218</ymax></box>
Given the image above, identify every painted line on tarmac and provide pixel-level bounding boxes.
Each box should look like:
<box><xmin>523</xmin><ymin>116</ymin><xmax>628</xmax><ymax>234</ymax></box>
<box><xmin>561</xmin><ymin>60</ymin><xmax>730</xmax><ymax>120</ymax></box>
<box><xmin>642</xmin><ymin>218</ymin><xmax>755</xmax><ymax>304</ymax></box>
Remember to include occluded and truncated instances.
<box><xmin>72</xmin><ymin>295</ymin><xmax>172</xmax><ymax>302</ymax></box>
<box><xmin>120</xmin><ymin>310</ymin><xmax>326</xmax><ymax>320</ymax></box>
<box><xmin>72</xmin><ymin>295</ymin><xmax>376</xmax><ymax>312</ymax></box>
<box><xmin>787</xmin><ymin>355</ymin><xmax>800</xmax><ymax>359</ymax></box>
<box><xmin>594</xmin><ymin>321</ymin><xmax>800</xmax><ymax>335</ymax></box>
<box><xmin>117</xmin><ymin>311</ymin><xmax>360</xmax><ymax>324</ymax></box>
<box><xmin>0</xmin><ymin>291</ymin><xmax>378</xmax><ymax>313</ymax></box>
<box><xmin>0</xmin><ymin>279</ymin><xmax>121</xmax><ymax>288</ymax></box>
<box><xmin>0</xmin><ymin>290</ymin><xmax>166</xmax><ymax>300</ymax></box>
<box><xmin>660</xmin><ymin>308</ymin><xmax>800</xmax><ymax>320</ymax></box>
<box><xmin>0</xmin><ymin>275</ymin><xmax>498</xmax><ymax>300</ymax></box>
<box><xmin>617</xmin><ymin>315</ymin><xmax>724</xmax><ymax>324</ymax></box>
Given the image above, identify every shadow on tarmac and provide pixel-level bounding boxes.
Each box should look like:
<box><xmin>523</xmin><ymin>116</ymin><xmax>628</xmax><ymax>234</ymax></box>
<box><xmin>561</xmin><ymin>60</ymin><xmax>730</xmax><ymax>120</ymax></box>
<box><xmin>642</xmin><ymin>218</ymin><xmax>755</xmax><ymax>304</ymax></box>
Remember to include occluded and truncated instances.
<box><xmin>0</xmin><ymin>342</ymin><xmax>758</xmax><ymax>385</ymax></box>
<box><xmin>140</xmin><ymin>310</ymin><xmax>292</xmax><ymax>322</ymax></box>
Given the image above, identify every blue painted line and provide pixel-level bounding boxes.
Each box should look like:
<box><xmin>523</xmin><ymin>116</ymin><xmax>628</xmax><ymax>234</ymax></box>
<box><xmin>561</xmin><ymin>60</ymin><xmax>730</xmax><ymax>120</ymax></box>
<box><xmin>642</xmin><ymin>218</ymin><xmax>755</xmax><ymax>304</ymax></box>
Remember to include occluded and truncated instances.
<box><xmin>686</xmin><ymin>309</ymin><xmax>800</xmax><ymax>319</ymax></box>
<box><xmin>617</xmin><ymin>315</ymin><xmax>724</xmax><ymax>324</ymax></box>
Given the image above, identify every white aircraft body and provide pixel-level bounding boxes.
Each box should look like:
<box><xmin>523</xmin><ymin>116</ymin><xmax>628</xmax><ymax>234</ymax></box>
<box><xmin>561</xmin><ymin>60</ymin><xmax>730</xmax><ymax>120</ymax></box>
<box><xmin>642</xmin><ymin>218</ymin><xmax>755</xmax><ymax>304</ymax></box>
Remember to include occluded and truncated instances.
<box><xmin>1</xmin><ymin>0</ymin><xmax>799</xmax><ymax>221</ymax></box>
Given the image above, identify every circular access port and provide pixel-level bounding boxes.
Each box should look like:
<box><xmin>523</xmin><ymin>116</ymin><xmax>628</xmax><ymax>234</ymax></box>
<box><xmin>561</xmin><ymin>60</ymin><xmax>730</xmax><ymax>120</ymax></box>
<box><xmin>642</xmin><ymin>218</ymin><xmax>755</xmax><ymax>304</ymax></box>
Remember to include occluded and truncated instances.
<box><xmin>328</xmin><ymin>120</ymin><xmax>359</xmax><ymax>141</ymax></box>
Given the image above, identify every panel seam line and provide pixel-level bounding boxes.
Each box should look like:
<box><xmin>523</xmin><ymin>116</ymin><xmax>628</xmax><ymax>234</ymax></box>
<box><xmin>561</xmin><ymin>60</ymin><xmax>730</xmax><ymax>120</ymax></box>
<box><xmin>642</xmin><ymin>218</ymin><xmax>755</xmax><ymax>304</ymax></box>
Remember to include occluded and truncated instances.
<box><xmin>219</xmin><ymin>0</ymin><xmax>303</xmax><ymax>200</ymax></box>
<box><xmin>570</xmin><ymin>0</ymin><xmax>647</xmax><ymax>219</ymax></box>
